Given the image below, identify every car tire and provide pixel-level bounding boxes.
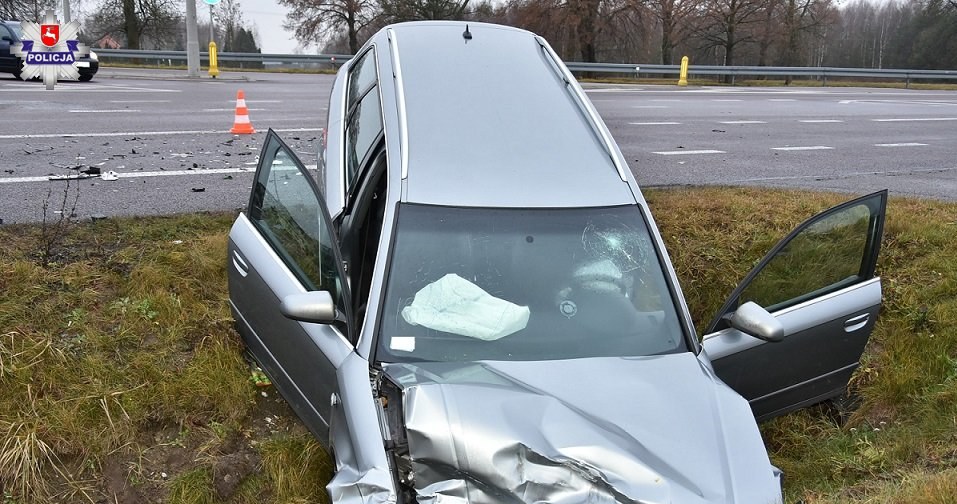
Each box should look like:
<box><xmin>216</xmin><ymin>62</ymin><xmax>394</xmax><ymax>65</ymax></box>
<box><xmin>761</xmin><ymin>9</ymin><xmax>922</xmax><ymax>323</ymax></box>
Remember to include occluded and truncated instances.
<box><xmin>78</xmin><ymin>74</ymin><xmax>93</xmax><ymax>82</ymax></box>
<box><xmin>13</xmin><ymin>58</ymin><xmax>23</xmax><ymax>80</ymax></box>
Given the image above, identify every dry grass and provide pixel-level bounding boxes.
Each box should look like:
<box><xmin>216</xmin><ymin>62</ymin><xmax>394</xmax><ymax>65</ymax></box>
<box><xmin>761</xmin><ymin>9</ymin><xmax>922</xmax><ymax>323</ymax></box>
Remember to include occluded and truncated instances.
<box><xmin>646</xmin><ymin>187</ymin><xmax>957</xmax><ymax>502</ymax></box>
<box><xmin>1</xmin><ymin>189</ymin><xmax>955</xmax><ymax>502</ymax></box>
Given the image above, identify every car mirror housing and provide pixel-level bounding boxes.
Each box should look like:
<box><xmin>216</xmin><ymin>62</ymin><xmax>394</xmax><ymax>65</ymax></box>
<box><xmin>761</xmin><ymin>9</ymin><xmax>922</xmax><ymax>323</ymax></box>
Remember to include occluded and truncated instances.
<box><xmin>729</xmin><ymin>301</ymin><xmax>786</xmax><ymax>342</ymax></box>
<box><xmin>280</xmin><ymin>291</ymin><xmax>337</xmax><ymax>324</ymax></box>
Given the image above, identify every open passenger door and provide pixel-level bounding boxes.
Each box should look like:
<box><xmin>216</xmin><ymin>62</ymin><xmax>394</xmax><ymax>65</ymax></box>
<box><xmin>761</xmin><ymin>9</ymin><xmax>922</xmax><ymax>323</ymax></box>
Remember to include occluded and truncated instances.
<box><xmin>702</xmin><ymin>190</ymin><xmax>888</xmax><ymax>421</ymax></box>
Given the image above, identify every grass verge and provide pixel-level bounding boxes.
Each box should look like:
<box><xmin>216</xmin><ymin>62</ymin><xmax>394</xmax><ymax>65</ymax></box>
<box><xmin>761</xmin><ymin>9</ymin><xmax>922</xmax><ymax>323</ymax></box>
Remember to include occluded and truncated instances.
<box><xmin>0</xmin><ymin>187</ymin><xmax>955</xmax><ymax>502</ymax></box>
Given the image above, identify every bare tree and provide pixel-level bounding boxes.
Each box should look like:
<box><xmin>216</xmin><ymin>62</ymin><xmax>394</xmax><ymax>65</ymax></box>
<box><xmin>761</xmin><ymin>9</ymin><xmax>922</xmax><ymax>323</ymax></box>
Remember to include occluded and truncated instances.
<box><xmin>379</xmin><ymin>0</ymin><xmax>470</xmax><ymax>21</ymax></box>
<box><xmin>86</xmin><ymin>0</ymin><xmax>182</xmax><ymax>49</ymax></box>
<box><xmin>277</xmin><ymin>0</ymin><xmax>379</xmax><ymax>53</ymax></box>
<box><xmin>694</xmin><ymin>0</ymin><xmax>766</xmax><ymax>70</ymax></box>
<box><xmin>780</xmin><ymin>0</ymin><xmax>835</xmax><ymax>82</ymax></box>
<box><xmin>644</xmin><ymin>0</ymin><xmax>700</xmax><ymax>64</ymax></box>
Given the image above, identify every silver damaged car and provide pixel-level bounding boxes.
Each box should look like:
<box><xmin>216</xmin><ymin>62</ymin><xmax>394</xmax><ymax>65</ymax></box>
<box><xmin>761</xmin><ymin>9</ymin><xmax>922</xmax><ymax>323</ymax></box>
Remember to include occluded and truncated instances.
<box><xmin>227</xmin><ymin>21</ymin><xmax>887</xmax><ymax>503</ymax></box>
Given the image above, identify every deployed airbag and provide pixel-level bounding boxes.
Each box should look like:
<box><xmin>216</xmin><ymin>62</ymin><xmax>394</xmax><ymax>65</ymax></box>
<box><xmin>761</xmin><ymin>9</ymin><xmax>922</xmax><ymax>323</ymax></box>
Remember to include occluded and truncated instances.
<box><xmin>401</xmin><ymin>273</ymin><xmax>530</xmax><ymax>340</ymax></box>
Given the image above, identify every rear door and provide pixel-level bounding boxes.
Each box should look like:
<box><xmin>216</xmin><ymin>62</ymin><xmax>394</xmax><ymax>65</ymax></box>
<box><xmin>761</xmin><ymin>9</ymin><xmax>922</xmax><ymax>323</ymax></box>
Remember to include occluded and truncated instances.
<box><xmin>228</xmin><ymin>129</ymin><xmax>354</xmax><ymax>440</ymax></box>
<box><xmin>702</xmin><ymin>191</ymin><xmax>887</xmax><ymax>421</ymax></box>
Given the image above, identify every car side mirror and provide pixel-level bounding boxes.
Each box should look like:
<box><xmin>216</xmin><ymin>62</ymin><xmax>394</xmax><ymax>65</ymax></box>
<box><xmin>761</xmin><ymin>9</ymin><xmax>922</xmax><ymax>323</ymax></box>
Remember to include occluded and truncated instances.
<box><xmin>0</xmin><ymin>36</ymin><xmax>12</xmax><ymax>44</ymax></box>
<box><xmin>728</xmin><ymin>301</ymin><xmax>785</xmax><ymax>342</ymax></box>
<box><xmin>280</xmin><ymin>291</ymin><xmax>337</xmax><ymax>324</ymax></box>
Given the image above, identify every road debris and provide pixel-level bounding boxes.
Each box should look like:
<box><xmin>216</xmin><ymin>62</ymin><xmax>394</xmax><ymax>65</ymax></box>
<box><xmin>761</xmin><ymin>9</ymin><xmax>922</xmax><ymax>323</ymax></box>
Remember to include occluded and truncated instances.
<box><xmin>49</xmin><ymin>173</ymin><xmax>93</xmax><ymax>181</ymax></box>
<box><xmin>101</xmin><ymin>171</ymin><xmax>120</xmax><ymax>181</ymax></box>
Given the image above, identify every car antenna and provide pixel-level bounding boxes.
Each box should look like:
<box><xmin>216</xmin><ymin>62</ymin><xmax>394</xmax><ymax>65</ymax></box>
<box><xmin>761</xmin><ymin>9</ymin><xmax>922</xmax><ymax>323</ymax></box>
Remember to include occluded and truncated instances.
<box><xmin>463</xmin><ymin>24</ymin><xmax>472</xmax><ymax>41</ymax></box>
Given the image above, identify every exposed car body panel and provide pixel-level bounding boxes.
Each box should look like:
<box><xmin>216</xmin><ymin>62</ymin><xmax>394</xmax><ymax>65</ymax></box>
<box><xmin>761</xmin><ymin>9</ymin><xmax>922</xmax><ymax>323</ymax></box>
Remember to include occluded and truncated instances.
<box><xmin>387</xmin><ymin>22</ymin><xmax>637</xmax><ymax>208</ymax></box>
<box><xmin>382</xmin><ymin>355</ymin><xmax>781</xmax><ymax>503</ymax></box>
<box><xmin>327</xmin><ymin>352</ymin><xmax>399</xmax><ymax>504</ymax></box>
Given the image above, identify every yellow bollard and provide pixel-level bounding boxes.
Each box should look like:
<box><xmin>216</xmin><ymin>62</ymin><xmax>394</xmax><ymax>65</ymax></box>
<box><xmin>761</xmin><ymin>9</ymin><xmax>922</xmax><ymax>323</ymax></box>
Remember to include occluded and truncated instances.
<box><xmin>678</xmin><ymin>56</ymin><xmax>689</xmax><ymax>86</ymax></box>
<box><xmin>208</xmin><ymin>41</ymin><xmax>220</xmax><ymax>79</ymax></box>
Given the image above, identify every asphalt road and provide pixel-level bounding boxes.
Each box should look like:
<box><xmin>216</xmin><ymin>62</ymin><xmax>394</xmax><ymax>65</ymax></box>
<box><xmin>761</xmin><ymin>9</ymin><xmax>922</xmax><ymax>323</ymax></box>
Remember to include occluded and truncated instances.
<box><xmin>2</xmin><ymin>67</ymin><xmax>956</xmax><ymax>224</ymax></box>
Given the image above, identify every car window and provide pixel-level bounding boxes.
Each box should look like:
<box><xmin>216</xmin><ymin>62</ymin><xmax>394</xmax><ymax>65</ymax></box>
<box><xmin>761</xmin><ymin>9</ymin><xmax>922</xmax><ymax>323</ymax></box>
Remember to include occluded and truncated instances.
<box><xmin>344</xmin><ymin>47</ymin><xmax>384</xmax><ymax>192</ymax></box>
<box><xmin>376</xmin><ymin>204</ymin><xmax>687</xmax><ymax>363</ymax></box>
<box><xmin>249</xmin><ymin>134</ymin><xmax>346</xmax><ymax>311</ymax></box>
<box><xmin>345</xmin><ymin>86</ymin><xmax>383</xmax><ymax>188</ymax></box>
<box><xmin>347</xmin><ymin>48</ymin><xmax>377</xmax><ymax>106</ymax></box>
<box><xmin>0</xmin><ymin>24</ymin><xmax>12</xmax><ymax>40</ymax></box>
<box><xmin>739</xmin><ymin>201</ymin><xmax>878</xmax><ymax>312</ymax></box>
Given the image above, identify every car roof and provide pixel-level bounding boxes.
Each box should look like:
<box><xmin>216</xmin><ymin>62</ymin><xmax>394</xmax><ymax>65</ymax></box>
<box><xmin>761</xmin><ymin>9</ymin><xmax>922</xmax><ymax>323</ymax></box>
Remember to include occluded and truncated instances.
<box><xmin>380</xmin><ymin>22</ymin><xmax>637</xmax><ymax>208</ymax></box>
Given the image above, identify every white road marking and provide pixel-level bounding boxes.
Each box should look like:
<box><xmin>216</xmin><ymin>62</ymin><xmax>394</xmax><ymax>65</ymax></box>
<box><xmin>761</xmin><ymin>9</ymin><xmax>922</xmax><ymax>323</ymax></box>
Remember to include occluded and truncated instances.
<box><xmin>69</xmin><ymin>109</ymin><xmax>140</xmax><ymax>113</ymax></box>
<box><xmin>720</xmin><ymin>120</ymin><xmax>766</xmax><ymax>124</ymax></box>
<box><xmin>769</xmin><ymin>99</ymin><xmax>797</xmax><ymax>102</ymax></box>
<box><xmin>202</xmin><ymin>108</ymin><xmax>267</xmax><ymax>112</ymax></box>
<box><xmin>630</xmin><ymin>122</ymin><xmax>681</xmax><ymax>125</ymax></box>
<box><xmin>872</xmin><ymin>117</ymin><xmax>957</xmax><ymax>122</ymax></box>
<box><xmin>631</xmin><ymin>105</ymin><xmax>669</xmax><ymax>109</ymax></box>
<box><xmin>110</xmin><ymin>100</ymin><xmax>172</xmax><ymax>104</ymax></box>
<box><xmin>0</xmin><ymin>165</ymin><xmax>319</xmax><ymax>185</ymax></box>
<box><xmin>653</xmin><ymin>149</ymin><xmax>725</xmax><ymax>155</ymax></box>
<box><xmin>0</xmin><ymin>127</ymin><xmax>322</xmax><ymax>140</ymax></box>
<box><xmin>875</xmin><ymin>142</ymin><xmax>928</xmax><ymax>147</ymax></box>
<box><xmin>725</xmin><ymin>166</ymin><xmax>957</xmax><ymax>184</ymax></box>
<box><xmin>2</xmin><ymin>85</ymin><xmax>180</xmax><ymax>93</ymax></box>
<box><xmin>712</xmin><ymin>99</ymin><xmax>743</xmax><ymax>102</ymax></box>
<box><xmin>584</xmin><ymin>88</ymin><xmax>645</xmax><ymax>93</ymax></box>
<box><xmin>650</xmin><ymin>99</ymin><xmax>681</xmax><ymax>102</ymax></box>
<box><xmin>772</xmin><ymin>146</ymin><xmax>834</xmax><ymax>151</ymax></box>
<box><xmin>241</xmin><ymin>100</ymin><xmax>283</xmax><ymax>103</ymax></box>
<box><xmin>799</xmin><ymin>119</ymin><xmax>844</xmax><ymax>123</ymax></box>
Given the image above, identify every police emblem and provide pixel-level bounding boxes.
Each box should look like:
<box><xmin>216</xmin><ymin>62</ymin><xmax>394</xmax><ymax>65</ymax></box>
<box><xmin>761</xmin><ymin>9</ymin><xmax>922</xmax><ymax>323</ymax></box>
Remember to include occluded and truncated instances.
<box><xmin>13</xmin><ymin>10</ymin><xmax>90</xmax><ymax>90</ymax></box>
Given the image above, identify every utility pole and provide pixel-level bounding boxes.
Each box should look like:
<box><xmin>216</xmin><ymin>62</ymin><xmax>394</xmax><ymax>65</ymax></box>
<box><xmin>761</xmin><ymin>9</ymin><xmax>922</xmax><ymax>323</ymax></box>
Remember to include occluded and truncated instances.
<box><xmin>185</xmin><ymin>0</ymin><xmax>200</xmax><ymax>77</ymax></box>
<box><xmin>62</xmin><ymin>0</ymin><xmax>71</xmax><ymax>23</ymax></box>
<box><xmin>209</xmin><ymin>3</ymin><xmax>214</xmax><ymax>45</ymax></box>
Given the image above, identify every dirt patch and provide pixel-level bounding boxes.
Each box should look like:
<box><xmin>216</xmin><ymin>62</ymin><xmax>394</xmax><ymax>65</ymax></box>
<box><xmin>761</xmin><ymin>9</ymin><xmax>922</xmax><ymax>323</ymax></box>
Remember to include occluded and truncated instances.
<box><xmin>101</xmin><ymin>456</ymin><xmax>143</xmax><ymax>503</ymax></box>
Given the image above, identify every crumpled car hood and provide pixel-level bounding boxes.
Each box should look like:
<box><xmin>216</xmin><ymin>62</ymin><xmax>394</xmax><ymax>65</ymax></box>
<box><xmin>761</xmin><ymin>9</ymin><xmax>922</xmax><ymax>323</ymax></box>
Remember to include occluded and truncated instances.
<box><xmin>382</xmin><ymin>353</ymin><xmax>782</xmax><ymax>504</ymax></box>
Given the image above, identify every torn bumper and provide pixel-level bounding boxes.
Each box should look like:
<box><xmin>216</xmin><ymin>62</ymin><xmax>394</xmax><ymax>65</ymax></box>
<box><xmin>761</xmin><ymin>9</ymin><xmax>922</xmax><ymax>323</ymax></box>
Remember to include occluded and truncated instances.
<box><xmin>383</xmin><ymin>354</ymin><xmax>782</xmax><ymax>504</ymax></box>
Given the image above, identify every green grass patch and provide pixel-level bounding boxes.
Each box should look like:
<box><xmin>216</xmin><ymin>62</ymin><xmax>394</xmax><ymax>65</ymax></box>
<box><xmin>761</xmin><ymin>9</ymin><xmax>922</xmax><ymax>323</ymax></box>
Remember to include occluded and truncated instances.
<box><xmin>1</xmin><ymin>188</ymin><xmax>956</xmax><ymax>502</ymax></box>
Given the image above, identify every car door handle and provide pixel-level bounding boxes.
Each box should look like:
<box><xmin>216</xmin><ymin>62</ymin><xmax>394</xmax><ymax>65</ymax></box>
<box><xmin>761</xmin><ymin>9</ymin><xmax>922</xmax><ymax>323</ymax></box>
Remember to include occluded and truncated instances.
<box><xmin>844</xmin><ymin>313</ymin><xmax>870</xmax><ymax>332</ymax></box>
<box><xmin>232</xmin><ymin>250</ymin><xmax>249</xmax><ymax>278</ymax></box>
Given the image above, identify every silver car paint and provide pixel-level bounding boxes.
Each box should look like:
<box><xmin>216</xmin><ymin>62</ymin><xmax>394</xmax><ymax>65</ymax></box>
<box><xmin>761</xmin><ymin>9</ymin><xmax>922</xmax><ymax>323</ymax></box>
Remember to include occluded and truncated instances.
<box><xmin>262</xmin><ymin>21</ymin><xmax>886</xmax><ymax>504</ymax></box>
<box><xmin>315</xmin><ymin>24</ymin><xmax>721</xmax><ymax>502</ymax></box>
<box><xmin>382</xmin><ymin>355</ymin><xmax>782</xmax><ymax>504</ymax></box>
<box><xmin>328</xmin><ymin>23</ymin><xmax>700</xmax><ymax>359</ymax></box>
<box><xmin>702</xmin><ymin>277</ymin><xmax>881</xmax><ymax>360</ymax></box>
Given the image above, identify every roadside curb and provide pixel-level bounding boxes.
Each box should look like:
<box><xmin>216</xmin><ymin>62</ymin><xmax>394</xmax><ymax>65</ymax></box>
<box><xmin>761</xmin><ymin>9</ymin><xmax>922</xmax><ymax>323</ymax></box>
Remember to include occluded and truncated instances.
<box><xmin>98</xmin><ymin>70</ymin><xmax>253</xmax><ymax>82</ymax></box>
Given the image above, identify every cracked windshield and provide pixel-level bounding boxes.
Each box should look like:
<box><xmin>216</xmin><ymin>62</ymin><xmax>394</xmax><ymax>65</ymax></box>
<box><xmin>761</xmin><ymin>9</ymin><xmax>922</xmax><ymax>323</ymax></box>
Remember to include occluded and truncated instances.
<box><xmin>377</xmin><ymin>204</ymin><xmax>687</xmax><ymax>362</ymax></box>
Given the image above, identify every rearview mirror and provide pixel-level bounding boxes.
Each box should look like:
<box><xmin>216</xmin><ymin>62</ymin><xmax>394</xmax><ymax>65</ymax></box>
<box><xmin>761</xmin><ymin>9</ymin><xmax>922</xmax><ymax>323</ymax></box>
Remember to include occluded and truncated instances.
<box><xmin>729</xmin><ymin>301</ymin><xmax>785</xmax><ymax>342</ymax></box>
<box><xmin>280</xmin><ymin>291</ymin><xmax>337</xmax><ymax>324</ymax></box>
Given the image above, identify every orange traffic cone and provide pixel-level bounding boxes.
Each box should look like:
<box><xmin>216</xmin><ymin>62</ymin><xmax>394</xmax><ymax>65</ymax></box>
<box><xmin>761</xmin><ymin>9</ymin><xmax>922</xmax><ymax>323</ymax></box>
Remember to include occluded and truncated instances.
<box><xmin>230</xmin><ymin>90</ymin><xmax>256</xmax><ymax>134</ymax></box>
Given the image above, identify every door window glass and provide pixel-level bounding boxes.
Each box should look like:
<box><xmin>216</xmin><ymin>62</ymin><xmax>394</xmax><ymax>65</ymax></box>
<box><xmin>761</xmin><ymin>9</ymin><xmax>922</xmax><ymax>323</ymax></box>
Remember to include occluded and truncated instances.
<box><xmin>345</xmin><ymin>86</ymin><xmax>383</xmax><ymax>187</ymax></box>
<box><xmin>250</xmin><ymin>133</ymin><xmax>345</xmax><ymax>309</ymax></box>
<box><xmin>347</xmin><ymin>48</ymin><xmax>377</xmax><ymax>106</ymax></box>
<box><xmin>740</xmin><ymin>202</ymin><xmax>876</xmax><ymax>312</ymax></box>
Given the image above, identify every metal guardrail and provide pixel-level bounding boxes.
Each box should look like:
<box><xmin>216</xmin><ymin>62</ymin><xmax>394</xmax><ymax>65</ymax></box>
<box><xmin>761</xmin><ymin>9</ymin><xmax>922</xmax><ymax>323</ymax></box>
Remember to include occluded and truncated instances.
<box><xmin>96</xmin><ymin>49</ymin><xmax>957</xmax><ymax>85</ymax></box>
<box><xmin>96</xmin><ymin>48</ymin><xmax>352</xmax><ymax>66</ymax></box>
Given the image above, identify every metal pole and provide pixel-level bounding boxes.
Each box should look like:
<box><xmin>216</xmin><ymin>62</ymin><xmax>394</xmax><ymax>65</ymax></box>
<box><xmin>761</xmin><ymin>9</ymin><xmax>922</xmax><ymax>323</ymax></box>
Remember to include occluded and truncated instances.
<box><xmin>62</xmin><ymin>0</ymin><xmax>71</xmax><ymax>23</ymax></box>
<box><xmin>185</xmin><ymin>0</ymin><xmax>200</xmax><ymax>77</ymax></box>
<box><xmin>209</xmin><ymin>4</ymin><xmax>214</xmax><ymax>45</ymax></box>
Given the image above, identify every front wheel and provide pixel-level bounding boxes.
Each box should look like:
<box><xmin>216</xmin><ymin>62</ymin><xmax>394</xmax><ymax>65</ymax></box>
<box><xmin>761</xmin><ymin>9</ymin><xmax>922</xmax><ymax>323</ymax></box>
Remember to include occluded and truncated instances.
<box><xmin>13</xmin><ymin>58</ymin><xmax>23</xmax><ymax>80</ymax></box>
<box><xmin>78</xmin><ymin>74</ymin><xmax>93</xmax><ymax>82</ymax></box>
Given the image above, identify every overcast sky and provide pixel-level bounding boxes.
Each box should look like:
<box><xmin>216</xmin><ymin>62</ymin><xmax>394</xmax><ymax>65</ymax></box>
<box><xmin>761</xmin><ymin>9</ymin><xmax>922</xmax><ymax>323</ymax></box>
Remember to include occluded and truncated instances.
<box><xmin>239</xmin><ymin>0</ymin><xmax>305</xmax><ymax>54</ymax></box>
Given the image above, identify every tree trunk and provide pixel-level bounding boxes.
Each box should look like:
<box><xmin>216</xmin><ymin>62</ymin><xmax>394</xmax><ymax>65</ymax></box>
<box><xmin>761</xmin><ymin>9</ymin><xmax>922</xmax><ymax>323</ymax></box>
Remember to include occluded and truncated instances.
<box><xmin>347</xmin><ymin>8</ymin><xmax>358</xmax><ymax>54</ymax></box>
<box><xmin>661</xmin><ymin>8</ymin><xmax>674</xmax><ymax>65</ymax></box>
<box><xmin>122</xmin><ymin>0</ymin><xmax>140</xmax><ymax>49</ymax></box>
<box><xmin>724</xmin><ymin>15</ymin><xmax>735</xmax><ymax>83</ymax></box>
<box><xmin>783</xmin><ymin>0</ymin><xmax>798</xmax><ymax>85</ymax></box>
